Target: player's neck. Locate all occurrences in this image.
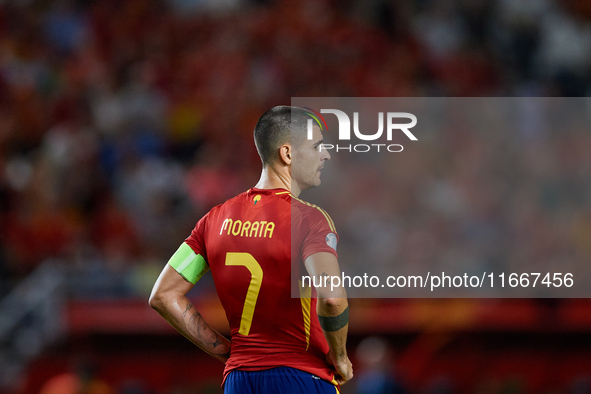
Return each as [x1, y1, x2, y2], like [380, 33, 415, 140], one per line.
[254, 166, 300, 197]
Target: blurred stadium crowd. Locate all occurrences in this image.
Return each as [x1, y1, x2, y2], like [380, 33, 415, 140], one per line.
[2, 0, 591, 299]
[310, 97, 591, 297]
[1, 0, 591, 393]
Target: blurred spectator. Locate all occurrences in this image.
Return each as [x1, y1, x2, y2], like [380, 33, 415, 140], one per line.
[354, 336, 407, 394]
[38, 361, 114, 394]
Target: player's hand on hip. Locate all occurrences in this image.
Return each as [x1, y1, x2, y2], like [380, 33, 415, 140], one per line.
[329, 354, 353, 385]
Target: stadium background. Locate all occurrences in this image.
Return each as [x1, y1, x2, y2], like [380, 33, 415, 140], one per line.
[1, 0, 591, 393]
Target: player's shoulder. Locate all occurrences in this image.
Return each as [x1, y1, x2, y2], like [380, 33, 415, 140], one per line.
[291, 195, 337, 232]
[290, 195, 329, 217]
[207, 189, 251, 215]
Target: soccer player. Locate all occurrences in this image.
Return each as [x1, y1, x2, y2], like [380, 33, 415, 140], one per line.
[149, 106, 353, 393]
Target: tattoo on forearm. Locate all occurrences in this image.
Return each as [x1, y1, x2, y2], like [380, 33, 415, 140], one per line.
[187, 310, 230, 359]
[189, 310, 200, 325]
[182, 303, 194, 318]
[190, 311, 215, 343]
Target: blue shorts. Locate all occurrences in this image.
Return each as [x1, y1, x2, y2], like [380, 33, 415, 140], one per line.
[224, 367, 339, 394]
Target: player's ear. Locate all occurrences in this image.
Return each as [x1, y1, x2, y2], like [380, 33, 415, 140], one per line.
[279, 144, 292, 165]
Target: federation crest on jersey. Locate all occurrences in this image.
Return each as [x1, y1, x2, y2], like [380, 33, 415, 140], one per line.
[325, 233, 337, 251]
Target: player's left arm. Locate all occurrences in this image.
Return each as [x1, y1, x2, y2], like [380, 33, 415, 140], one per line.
[305, 252, 353, 385]
[149, 246, 231, 363]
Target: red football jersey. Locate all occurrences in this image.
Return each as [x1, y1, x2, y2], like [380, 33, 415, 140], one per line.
[184, 187, 339, 384]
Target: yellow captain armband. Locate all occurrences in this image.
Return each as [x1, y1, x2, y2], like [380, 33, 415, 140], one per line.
[168, 243, 209, 284]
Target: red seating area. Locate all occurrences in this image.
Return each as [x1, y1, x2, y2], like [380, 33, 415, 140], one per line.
[18, 299, 591, 394]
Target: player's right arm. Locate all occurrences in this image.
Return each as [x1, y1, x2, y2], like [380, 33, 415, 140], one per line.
[305, 252, 353, 385]
[149, 243, 231, 363]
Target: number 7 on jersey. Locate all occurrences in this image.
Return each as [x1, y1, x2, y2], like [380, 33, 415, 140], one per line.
[225, 253, 263, 336]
